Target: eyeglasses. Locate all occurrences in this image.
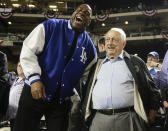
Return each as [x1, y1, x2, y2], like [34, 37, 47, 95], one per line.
[105, 37, 121, 43]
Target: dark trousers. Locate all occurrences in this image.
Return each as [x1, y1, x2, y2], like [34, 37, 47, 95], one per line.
[10, 118, 15, 131]
[13, 85, 70, 131]
[165, 108, 168, 128]
[68, 94, 83, 131]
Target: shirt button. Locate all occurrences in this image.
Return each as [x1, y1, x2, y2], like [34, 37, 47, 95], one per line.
[68, 43, 71, 46]
[77, 46, 79, 49]
[64, 70, 66, 73]
[62, 84, 64, 86]
[72, 58, 74, 61]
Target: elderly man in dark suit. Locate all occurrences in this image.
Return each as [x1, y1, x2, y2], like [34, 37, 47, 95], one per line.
[81, 28, 161, 131]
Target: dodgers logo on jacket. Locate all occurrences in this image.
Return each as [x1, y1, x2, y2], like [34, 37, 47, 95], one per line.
[80, 47, 87, 64]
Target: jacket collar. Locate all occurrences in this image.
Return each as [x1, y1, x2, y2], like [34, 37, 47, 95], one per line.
[123, 51, 139, 84]
[68, 20, 72, 30]
[102, 50, 126, 64]
[123, 50, 131, 59]
[68, 19, 86, 32]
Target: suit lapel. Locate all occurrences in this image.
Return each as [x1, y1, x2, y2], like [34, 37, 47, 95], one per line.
[84, 59, 103, 120]
[123, 52, 138, 84]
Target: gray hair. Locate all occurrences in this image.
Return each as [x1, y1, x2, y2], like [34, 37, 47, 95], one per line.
[110, 28, 126, 43]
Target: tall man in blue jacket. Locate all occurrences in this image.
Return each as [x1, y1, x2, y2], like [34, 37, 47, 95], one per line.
[14, 4, 97, 131]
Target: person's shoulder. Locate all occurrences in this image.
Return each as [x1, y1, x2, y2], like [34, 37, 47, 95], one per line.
[84, 31, 91, 36]
[130, 54, 142, 60]
[83, 32, 93, 43]
[42, 19, 67, 25]
[130, 54, 145, 64]
[124, 51, 144, 63]
[0, 51, 6, 57]
[0, 50, 4, 55]
[48, 18, 67, 23]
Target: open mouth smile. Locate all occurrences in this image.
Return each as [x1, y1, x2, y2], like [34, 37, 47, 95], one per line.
[108, 46, 115, 49]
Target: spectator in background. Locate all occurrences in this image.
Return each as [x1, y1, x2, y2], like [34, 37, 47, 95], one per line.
[153, 52, 167, 90]
[0, 50, 11, 118]
[7, 62, 25, 131]
[97, 37, 106, 58]
[153, 50, 168, 128]
[146, 51, 162, 77]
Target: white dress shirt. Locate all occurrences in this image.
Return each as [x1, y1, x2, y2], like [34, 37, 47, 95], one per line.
[92, 51, 134, 109]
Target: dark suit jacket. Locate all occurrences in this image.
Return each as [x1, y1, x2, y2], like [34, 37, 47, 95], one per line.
[81, 51, 161, 121]
[0, 51, 11, 117]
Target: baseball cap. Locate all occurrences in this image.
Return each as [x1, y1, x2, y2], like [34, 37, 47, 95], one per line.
[147, 51, 159, 59]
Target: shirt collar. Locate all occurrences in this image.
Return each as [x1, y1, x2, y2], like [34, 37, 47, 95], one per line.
[102, 50, 124, 64]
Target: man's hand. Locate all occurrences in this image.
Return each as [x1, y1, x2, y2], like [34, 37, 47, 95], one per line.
[148, 109, 157, 124]
[31, 81, 45, 100]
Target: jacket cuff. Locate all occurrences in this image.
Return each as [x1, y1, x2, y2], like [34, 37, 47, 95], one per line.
[28, 73, 41, 85]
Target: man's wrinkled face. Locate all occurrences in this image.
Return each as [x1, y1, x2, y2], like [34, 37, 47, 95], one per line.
[71, 4, 92, 32]
[105, 30, 126, 59]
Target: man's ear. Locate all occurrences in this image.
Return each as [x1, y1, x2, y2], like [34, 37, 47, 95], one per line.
[123, 41, 126, 47]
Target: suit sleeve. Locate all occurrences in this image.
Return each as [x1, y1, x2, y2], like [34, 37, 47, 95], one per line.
[142, 60, 161, 110]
